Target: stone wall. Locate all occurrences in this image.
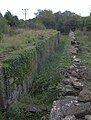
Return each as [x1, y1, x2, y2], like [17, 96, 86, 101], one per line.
[0, 32, 61, 110]
[49, 31, 91, 120]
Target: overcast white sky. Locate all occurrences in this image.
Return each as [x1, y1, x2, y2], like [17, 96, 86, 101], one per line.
[0, 0, 91, 20]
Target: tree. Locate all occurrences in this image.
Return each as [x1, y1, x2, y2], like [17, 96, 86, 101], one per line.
[54, 10, 81, 33]
[54, 11, 62, 29]
[35, 9, 56, 29]
[0, 17, 9, 33]
[0, 15, 10, 40]
[4, 11, 19, 27]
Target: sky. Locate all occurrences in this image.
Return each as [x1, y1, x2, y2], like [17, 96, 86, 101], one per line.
[0, 0, 91, 20]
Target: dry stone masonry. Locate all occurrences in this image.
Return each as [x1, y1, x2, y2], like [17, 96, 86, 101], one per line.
[0, 32, 61, 111]
[49, 31, 91, 120]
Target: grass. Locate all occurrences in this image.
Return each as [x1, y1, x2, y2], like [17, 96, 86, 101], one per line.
[75, 30, 91, 68]
[3, 30, 91, 120]
[20, 35, 71, 105]
[5, 34, 71, 120]
[0, 29, 57, 56]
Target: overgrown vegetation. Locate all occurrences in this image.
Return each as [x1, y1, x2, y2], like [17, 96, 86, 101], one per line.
[0, 10, 91, 37]
[1, 30, 58, 89]
[0, 29, 57, 55]
[3, 47, 36, 84]
[1, 30, 90, 120]
[76, 30, 91, 68]
[3, 35, 71, 120]
[0, 7, 91, 120]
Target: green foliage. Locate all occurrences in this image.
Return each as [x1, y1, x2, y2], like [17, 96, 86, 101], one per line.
[1, 9, 91, 35]
[54, 11, 81, 33]
[1, 9, 91, 34]
[17, 35, 70, 119]
[0, 17, 10, 34]
[20, 34, 70, 105]
[33, 9, 91, 33]
[4, 10, 19, 27]
[2, 30, 58, 85]
[0, 33, 3, 41]
[18, 19, 25, 28]
[36, 34, 58, 70]
[26, 20, 46, 30]
[35, 9, 56, 29]
[0, 16, 10, 42]
[34, 9, 82, 33]
[84, 16, 91, 31]
[1, 34, 70, 120]
[0, 112, 5, 120]
[5, 107, 48, 120]
[76, 30, 91, 67]
[0, 29, 57, 55]
[3, 47, 36, 83]
[35, 22, 46, 30]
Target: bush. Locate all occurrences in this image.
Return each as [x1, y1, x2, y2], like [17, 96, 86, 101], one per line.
[0, 32, 3, 41]
[0, 112, 5, 120]
[0, 17, 10, 34]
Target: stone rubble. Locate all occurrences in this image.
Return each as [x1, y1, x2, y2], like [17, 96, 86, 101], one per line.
[85, 115, 91, 120]
[63, 115, 76, 120]
[49, 31, 91, 120]
[78, 89, 91, 102]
